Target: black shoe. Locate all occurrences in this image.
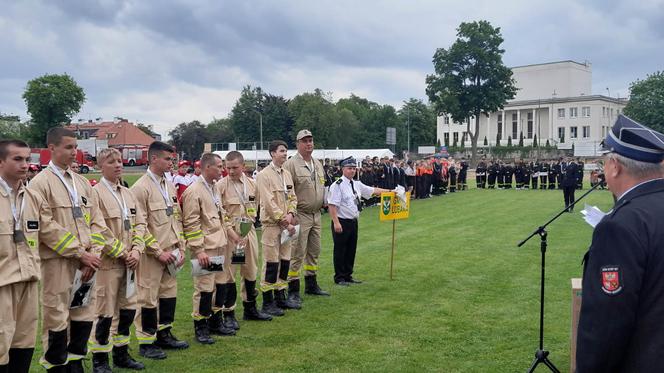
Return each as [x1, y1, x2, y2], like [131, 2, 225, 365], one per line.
[194, 320, 215, 344]
[304, 275, 330, 296]
[46, 366, 67, 373]
[208, 312, 237, 336]
[139, 344, 167, 360]
[112, 345, 145, 370]
[287, 279, 303, 308]
[348, 278, 363, 284]
[223, 311, 240, 331]
[242, 301, 272, 321]
[66, 360, 85, 373]
[335, 281, 350, 286]
[261, 291, 285, 317]
[93, 353, 113, 373]
[155, 329, 190, 350]
[276, 289, 301, 310]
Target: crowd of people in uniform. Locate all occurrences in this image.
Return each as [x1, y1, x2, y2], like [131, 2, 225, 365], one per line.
[0, 127, 391, 373]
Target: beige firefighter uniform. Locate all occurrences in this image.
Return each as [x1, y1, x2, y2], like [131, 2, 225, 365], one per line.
[130, 170, 186, 345]
[28, 164, 114, 369]
[216, 175, 259, 304]
[181, 178, 233, 319]
[283, 153, 325, 279]
[88, 178, 146, 354]
[256, 163, 297, 293]
[0, 180, 41, 370]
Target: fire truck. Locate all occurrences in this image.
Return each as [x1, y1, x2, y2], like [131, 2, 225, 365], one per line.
[30, 148, 95, 174]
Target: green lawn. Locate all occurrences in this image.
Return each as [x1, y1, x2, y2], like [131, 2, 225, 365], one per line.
[30, 181, 613, 372]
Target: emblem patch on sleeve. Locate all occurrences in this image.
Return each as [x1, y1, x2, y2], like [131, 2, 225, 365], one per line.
[172, 196, 178, 203]
[601, 266, 622, 295]
[130, 208, 137, 215]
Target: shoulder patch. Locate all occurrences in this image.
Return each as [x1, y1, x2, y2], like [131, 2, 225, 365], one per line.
[335, 179, 343, 185]
[601, 266, 623, 295]
[248, 195, 256, 202]
[130, 208, 137, 215]
[27, 220, 39, 230]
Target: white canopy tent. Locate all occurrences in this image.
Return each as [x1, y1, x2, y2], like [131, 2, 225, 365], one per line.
[213, 148, 395, 163]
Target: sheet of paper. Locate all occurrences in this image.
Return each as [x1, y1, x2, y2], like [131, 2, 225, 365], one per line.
[166, 248, 184, 276]
[69, 269, 96, 309]
[126, 269, 136, 298]
[581, 203, 608, 228]
[191, 255, 225, 276]
[281, 224, 301, 244]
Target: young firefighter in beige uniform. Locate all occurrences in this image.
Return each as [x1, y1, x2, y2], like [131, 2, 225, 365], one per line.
[0, 140, 42, 373]
[256, 140, 299, 316]
[130, 141, 188, 360]
[182, 153, 241, 344]
[216, 151, 272, 324]
[28, 128, 110, 373]
[89, 148, 146, 371]
[283, 130, 330, 308]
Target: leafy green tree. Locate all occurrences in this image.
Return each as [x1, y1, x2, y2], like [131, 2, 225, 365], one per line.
[206, 118, 235, 144]
[545, 139, 550, 147]
[533, 134, 538, 147]
[460, 133, 466, 148]
[483, 136, 488, 146]
[518, 131, 524, 147]
[168, 120, 209, 161]
[136, 122, 157, 138]
[399, 99, 436, 152]
[0, 114, 29, 139]
[495, 132, 501, 147]
[289, 89, 340, 148]
[426, 20, 517, 165]
[229, 85, 266, 149]
[262, 94, 295, 146]
[623, 71, 664, 132]
[22, 73, 86, 146]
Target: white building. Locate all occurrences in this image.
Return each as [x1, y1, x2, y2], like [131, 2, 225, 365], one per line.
[436, 60, 627, 155]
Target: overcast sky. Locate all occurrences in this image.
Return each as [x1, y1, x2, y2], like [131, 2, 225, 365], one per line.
[1, 0, 662, 137]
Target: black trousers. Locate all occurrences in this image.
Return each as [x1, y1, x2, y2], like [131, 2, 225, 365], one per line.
[563, 186, 576, 211]
[332, 218, 358, 283]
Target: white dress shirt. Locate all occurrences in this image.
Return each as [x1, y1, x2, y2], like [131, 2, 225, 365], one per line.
[327, 175, 374, 219]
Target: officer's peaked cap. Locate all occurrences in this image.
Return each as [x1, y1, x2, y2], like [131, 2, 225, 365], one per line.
[601, 114, 664, 163]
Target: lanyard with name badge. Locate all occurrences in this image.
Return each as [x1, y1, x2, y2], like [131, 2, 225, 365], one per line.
[0, 177, 26, 243]
[272, 163, 288, 200]
[49, 161, 83, 219]
[231, 175, 256, 218]
[101, 177, 131, 231]
[201, 179, 222, 217]
[147, 169, 174, 216]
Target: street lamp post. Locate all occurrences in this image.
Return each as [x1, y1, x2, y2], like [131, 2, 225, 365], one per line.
[407, 105, 411, 154]
[259, 112, 263, 150]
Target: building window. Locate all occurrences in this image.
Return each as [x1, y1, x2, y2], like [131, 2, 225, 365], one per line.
[570, 107, 578, 118]
[558, 108, 565, 118]
[444, 133, 449, 145]
[453, 132, 459, 144]
[582, 106, 591, 117]
[611, 108, 614, 117]
[512, 113, 518, 139]
[583, 126, 590, 138]
[444, 116, 450, 125]
[527, 112, 533, 139]
[570, 126, 578, 139]
[497, 123, 503, 141]
[558, 127, 565, 142]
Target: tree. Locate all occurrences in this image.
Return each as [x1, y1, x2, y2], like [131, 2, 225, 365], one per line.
[22, 73, 86, 146]
[545, 139, 550, 147]
[206, 118, 235, 144]
[623, 71, 664, 132]
[495, 132, 501, 147]
[518, 131, 524, 147]
[460, 133, 466, 148]
[507, 136, 512, 147]
[483, 136, 488, 146]
[0, 114, 29, 139]
[399, 99, 436, 151]
[136, 122, 157, 138]
[436, 138, 442, 148]
[289, 89, 339, 148]
[426, 20, 517, 166]
[262, 94, 295, 146]
[452, 137, 458, 148]
[533, 134, 538, 147]
[168, 120, 209, 161]
[229, 85, 266, 149]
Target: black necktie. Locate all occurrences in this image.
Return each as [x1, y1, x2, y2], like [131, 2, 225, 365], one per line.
[350, 180, 362, 211]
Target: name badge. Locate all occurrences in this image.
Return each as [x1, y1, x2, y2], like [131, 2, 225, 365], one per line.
[73, 206, 84, 219]
[166, 206, 174, 216]
[13, 230, 26, 244]
[123, 219, 131, 231]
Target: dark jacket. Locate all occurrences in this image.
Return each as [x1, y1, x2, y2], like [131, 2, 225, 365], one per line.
[562, 162, 579, 187]
[577, 179, 664, 373]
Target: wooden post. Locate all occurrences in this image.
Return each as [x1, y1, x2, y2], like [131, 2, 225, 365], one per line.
[390, 220, 396, 280]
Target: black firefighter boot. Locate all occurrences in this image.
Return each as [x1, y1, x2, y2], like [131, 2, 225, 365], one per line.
[261, 290, 285, 317]
[242, 280, 272, 321]
[276, 288, 300, 310]
[155, 298, 189, 350]
[92, 353, 113, 373]
[8, 348, 34, 373]
[112, 345, 145, 370]
[287, 279, 303, 308]
[208, 311, 236, 336]
[304, 275, 330, 296]
[193, 319, 215, 344]
[222, 283, 240, 331]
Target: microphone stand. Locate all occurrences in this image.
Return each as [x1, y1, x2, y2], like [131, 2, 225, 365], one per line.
[518, 183, 601, 372]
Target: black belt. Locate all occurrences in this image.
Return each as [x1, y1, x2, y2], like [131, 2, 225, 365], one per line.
[338, 218, 357, 222]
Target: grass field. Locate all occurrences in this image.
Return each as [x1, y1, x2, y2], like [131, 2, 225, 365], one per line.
[31, 178, 614, 372]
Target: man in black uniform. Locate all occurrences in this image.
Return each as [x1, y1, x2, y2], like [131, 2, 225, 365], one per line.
[496, 161, 505, 189]
[503, 162, 513, 189]
[539, 160, 549, 189]
[487, 161, 497, 189]
[530, 160, 539, 190]
[561, 157, 578, 212]
[577, 115, 664, 372]
[576, 158, 584, 189]
[458, 159, 468, 190]
[475, 158, 487, 189]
